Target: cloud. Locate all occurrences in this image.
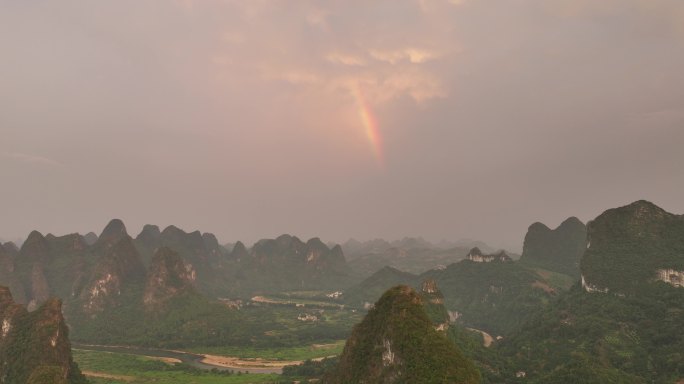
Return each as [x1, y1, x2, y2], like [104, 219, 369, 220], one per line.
[326, 52, 367, 67]
[368, 48, 440, 65]
[205, 1, 457, 107]
[2, 0, 684, 249]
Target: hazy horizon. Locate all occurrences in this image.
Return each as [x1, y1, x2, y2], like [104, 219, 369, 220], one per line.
[3, 1, 683, 252]
[2, 194, 680, 255]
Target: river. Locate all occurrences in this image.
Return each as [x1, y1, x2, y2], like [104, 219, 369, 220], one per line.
[73, 344, 284, 374]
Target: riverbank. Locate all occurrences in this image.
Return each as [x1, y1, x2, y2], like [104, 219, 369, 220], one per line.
[73, 343, 300, 374]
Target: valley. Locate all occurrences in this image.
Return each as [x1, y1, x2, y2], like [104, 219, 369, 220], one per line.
[2, 200, 684, 383]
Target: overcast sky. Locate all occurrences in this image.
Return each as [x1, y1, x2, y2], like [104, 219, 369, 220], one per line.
[2, 0, 683, 251]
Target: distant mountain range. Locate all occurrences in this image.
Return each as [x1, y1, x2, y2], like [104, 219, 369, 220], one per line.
[3, 199, 683, 383]
[341, 237, 515, 277]
[0, 214, 582, 350]
[0, 219, 355, 309]
[342, 252, 571, 336]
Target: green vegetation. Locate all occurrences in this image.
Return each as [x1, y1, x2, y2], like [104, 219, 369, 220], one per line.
[7, 201, 684, 383]
[0, 288, 87, 384]
[423, 260, 563, 335]
[447, 325, 512, 383]
[220, 235, 354, 298]
[494, 284, 684, 383]
[344, 257, 574, 337]
[27, 366, 69, 384]
[420, 279, 450, 326]
[282, 357, 339, 380]
[253, 294, 343, 308]
[581, 200, 684, 293]
[325, 285, 481, 383]
[530, 267, 576, 291]
[73, 350, 281, 384]
[69, 292, 360, 350]
[343, 266, 418, 307]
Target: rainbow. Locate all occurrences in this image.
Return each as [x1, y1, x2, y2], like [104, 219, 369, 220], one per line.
[352, 85, 384, 167]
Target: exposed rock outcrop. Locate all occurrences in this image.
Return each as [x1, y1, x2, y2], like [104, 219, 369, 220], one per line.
[420, 279, 450, 330]
[79, 236, 146, 315]
[466, 247, 512, 263]
[655, 269, 684, 288]
[143, 247, 197, 309]
[27, 263, 50, 311]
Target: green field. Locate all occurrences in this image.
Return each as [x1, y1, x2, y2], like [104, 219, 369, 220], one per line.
[253, 295, 343, 308]
[187, 340, 346, 361]
[73, 350, 281, 384]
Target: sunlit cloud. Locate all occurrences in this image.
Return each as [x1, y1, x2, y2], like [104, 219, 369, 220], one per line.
[208, 1, 455, 109]
[368, 48, 440, 64]
[326, 52, 367, 67]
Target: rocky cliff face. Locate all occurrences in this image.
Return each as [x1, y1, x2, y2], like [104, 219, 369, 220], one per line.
[520, 217, 587, 276]
[143, 247, 197, 309]
[420, 279, 450, 330]
[580, 200, 684, 294]
[324, 285, 480, 384]
[78, 236, 146, 315]
[27, 263, 50, 311]
[655, 268, 684, 287]
[466, 247, 512, 263]
[0, 286, 86, 384]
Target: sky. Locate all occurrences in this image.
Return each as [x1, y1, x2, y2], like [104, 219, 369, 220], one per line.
[2, 0, 684, 251]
